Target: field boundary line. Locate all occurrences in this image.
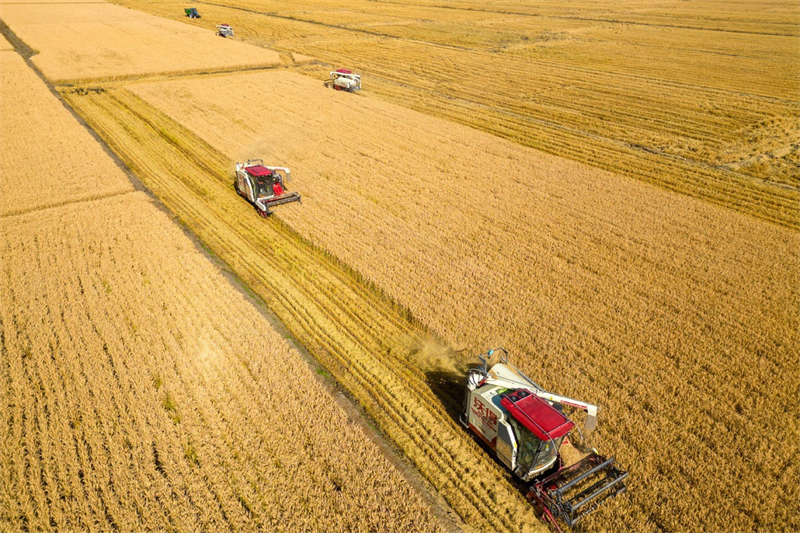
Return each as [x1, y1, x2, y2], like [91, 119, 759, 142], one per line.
[1, 190, 138, 219]
[363, 0, 800, 37]
[52, 63, 286, 87]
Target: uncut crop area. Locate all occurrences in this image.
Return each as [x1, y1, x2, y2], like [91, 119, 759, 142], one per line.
[126, 69, 799, 532]
[0, 52, 133, 216]
[117, 0, 800, 228]
[4, 1, 797, 532]
[0, 0, 280, 83]
[0, 45, 442, 532]
[1, 196, 442, 532]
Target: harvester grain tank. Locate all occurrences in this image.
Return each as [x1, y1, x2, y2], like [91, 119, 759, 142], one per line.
[184, 7, 200, 18]
[462, 348, 628, 532]
[235, 159, 300, 217]
[324, 69, 361, 92]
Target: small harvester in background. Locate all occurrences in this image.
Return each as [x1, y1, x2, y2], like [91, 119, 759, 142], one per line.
[324, 69, 361, 92]
[216, 24, 234, 37]
[184, 7, 200, 18]
[235, 159, 301, 217]
[463, 348, 628, 532]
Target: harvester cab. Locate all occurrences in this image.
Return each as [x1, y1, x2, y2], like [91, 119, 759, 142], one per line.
[184, 7, 200, 18]
[216, 24, 234, 37]
[462, 348, 628, 532]
[235, 159, 301, 217]
[324, 69, 361, 92]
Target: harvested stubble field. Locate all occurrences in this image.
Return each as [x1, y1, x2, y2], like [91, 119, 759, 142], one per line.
[0, 46, 443, 532]
[97, 69, 797, 532]
[0, 51, 133, 216]
[0, 0, 280, 84]
[115, 0, 800, 228]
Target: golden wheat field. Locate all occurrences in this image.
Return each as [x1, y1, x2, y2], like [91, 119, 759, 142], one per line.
[0, 194, 443, 532]
[117, 69, 799, 532]
[116, 0, 800, 229]
[0, 44, 443, 532]
[0, 52, 133, 216]
[61, 85, 548, 533]
[3, 0, 799, 532]
[0, 1, 280, 83]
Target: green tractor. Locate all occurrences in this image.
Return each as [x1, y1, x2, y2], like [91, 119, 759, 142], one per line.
[184, 7, 200, 18]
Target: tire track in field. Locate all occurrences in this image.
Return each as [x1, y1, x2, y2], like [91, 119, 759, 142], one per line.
[62, 86, 547, 533]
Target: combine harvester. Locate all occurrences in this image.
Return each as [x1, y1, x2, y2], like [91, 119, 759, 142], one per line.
[324, 69, 361, 92]
[462, 348, 628, 532]
[216, 24, 234, 37]
[235, 159, 300, 217]
[184, 7, 200, 18]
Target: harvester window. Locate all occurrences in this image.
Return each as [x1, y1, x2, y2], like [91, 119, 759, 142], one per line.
[256, 175, 276, 197]
[509, 417, 563, 476]
[510, 417, 542, 471]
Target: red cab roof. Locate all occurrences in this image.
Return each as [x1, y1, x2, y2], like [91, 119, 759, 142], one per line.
[501, 390, 575, 441]
[336, 68, 352, 74]
[245, 165, 272, 177]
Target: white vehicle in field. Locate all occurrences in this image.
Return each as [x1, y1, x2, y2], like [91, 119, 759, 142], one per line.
[235, 159, 300, 217]
[324, 69, 361, 92]
[463, 348, 628, 531]
[216, 24, 234, 37]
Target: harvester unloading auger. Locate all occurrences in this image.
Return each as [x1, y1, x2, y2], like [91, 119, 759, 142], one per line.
[462, 348, 628, 532]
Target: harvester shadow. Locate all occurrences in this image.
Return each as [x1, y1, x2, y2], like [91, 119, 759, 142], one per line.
[423, 364, 533, 485]
[423, 366, 469, 423]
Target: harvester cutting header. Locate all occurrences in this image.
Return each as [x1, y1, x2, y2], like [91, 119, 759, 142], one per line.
[462, 348, 628, 531]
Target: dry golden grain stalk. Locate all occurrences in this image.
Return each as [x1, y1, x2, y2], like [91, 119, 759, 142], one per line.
[62, 85, 547, 533]
[114, 0, 800, 228]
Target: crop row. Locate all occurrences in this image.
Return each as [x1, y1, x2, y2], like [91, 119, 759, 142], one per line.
[0, 46, 441, 532]
[62, 86, 549, 533]
[121, 69, 799, 532]
[116, 0, 799, 227]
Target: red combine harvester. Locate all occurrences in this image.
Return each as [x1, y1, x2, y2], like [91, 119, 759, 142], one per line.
[462, 348, 628, 532]
[324, 68, 361, 92]
[235, 159, 300, 217]
[216, 23, 233, 37]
